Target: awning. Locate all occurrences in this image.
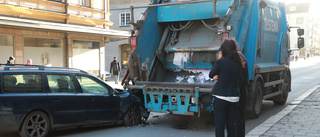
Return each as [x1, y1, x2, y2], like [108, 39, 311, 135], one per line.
[0, 16, 130, 38]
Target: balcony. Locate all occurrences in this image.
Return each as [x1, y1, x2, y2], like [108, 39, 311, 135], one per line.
[0, 0, 112, 27]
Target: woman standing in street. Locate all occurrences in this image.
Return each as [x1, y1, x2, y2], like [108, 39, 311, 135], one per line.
[209, 39, 245, 137]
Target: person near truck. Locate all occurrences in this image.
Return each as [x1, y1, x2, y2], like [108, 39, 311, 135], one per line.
[236, 51, 248, 137]
[209, 39, 245, 137]
[110, 57, 121, 84]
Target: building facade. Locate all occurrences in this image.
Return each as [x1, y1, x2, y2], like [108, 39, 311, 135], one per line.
[0, 0, 130, 79]
[107, 0, 150, 76]
[286, 2, 320, 58]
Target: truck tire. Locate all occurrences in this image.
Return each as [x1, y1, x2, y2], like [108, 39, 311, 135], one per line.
[246, 81, 263, 119]
[273, 72, 290, 105]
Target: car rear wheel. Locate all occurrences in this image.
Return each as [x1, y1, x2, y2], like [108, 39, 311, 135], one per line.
[123, 105, 141, 126]
[19, 111, 50, 137]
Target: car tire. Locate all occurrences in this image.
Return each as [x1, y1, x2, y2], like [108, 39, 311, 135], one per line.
[19, 111, 50, 137]
[123, 105, 141, 126]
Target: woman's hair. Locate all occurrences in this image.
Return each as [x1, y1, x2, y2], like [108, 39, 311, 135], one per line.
[219, 39, 245, 68]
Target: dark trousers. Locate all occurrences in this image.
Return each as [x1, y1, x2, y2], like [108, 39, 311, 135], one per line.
[236, 86, 247, 137]
[213, 97, 238, 137]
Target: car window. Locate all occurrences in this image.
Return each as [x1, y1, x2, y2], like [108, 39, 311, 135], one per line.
[3, 74, 43, 93]
[76, 75, 109, 94]
[47, 75, 76, 93]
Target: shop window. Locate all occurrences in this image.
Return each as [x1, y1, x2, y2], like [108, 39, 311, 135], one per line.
[119, 12, 131, 26]
[0, 35, 13, 64]
[121, 44, 132, 69]
[72, 40, 100, 77]
[24, 37, 64, 67]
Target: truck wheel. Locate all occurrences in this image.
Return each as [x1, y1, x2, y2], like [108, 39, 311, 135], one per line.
[247, 81, 263, 119]
[123, 105, 141, 126]
[273, 72, 290, 105]
[19, 111, 50, 137]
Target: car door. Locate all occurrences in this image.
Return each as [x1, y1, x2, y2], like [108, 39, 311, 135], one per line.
[46, 74, 86, 125]
[75, 75, 121, 123]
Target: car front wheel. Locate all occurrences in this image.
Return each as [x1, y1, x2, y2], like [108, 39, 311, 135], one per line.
[19, 111, 50, 137]
[123, 105, 141, 126]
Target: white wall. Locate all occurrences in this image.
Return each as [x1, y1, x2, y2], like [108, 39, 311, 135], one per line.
[0, 46, 13, 64]
[73, 48, 100, 76]
[93, 0, 104, 10]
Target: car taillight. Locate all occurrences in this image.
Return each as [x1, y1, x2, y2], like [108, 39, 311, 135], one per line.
[131, 36, 137, 51]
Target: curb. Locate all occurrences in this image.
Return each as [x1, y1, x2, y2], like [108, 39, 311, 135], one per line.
[245, 85, 320, 137]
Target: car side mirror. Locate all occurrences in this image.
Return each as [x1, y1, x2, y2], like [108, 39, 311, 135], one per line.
[297, 37, 304, 49]
[113, 89, 118, 95]
[297, 29, 304, 36]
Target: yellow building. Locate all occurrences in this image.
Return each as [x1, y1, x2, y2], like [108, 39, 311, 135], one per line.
[0, 0, 130, 79]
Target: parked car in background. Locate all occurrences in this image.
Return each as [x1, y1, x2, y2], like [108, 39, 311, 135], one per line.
[0, 65, 143, 137]
[105, 70, 111, 80]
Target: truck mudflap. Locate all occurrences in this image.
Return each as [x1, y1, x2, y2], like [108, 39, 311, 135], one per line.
[128, 81, 214, 116]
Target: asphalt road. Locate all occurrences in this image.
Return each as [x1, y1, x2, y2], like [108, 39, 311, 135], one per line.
[3, 57, 320, 137]
[52, 56, 320, 137]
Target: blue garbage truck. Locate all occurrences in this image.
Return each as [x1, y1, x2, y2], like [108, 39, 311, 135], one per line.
[124, 0, 304, 119]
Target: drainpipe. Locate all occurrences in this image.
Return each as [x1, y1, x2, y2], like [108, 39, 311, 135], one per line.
[65, 0, 69, 24]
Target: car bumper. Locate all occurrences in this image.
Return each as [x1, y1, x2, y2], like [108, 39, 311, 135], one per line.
[105, 75, 111, 80]
[0, 113, 23, 133]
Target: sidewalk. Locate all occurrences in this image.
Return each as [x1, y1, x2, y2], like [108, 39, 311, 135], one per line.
[105, 76, 124, 90]
[246, 85, 320, 137]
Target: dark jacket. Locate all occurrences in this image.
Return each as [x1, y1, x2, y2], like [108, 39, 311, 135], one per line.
[209, 57, 242, 97]
[110, 60, 120, 75]
[6, 60, 13, 66]
[236, 51, 248, 137]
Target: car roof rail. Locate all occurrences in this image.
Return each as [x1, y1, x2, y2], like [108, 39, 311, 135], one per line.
[43, 67, 88, 73]
[0, 64, 88, 73]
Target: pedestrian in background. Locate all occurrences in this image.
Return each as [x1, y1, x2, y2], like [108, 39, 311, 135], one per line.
[209, 39, 245, 137]
[110, 57, 121, 84]
[6, 56, 15, 66]
[26, 59, 32, 65]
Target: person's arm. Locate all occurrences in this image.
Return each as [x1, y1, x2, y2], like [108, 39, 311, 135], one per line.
[117, 62, 120, 71]
[209, 59, 221, 78]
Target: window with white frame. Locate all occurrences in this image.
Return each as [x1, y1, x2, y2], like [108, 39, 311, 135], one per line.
[119, 12, 131, 26]
[81, 0, 90, 7]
